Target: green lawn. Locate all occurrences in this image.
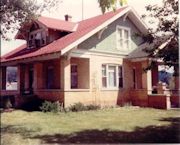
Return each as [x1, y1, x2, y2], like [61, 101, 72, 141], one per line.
[1, 107, 180, 144]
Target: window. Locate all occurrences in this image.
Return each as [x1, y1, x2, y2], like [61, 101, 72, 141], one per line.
[71, 64, 78, 89]
[117, 26, 131, 51]
[118, 66, 123, 88]
[102, 64, 123, 89]
[133, 68, 136, 89]
[102, 65, 107, 87]
[5, 67, 18, 90]
[28, 30, 47, 49]
[46, 66, 54, 89]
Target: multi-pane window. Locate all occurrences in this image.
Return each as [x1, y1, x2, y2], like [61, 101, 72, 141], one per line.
[71, 64, 78, 89]
[117, 26, 131, 51]
[102, 64, 123, 88]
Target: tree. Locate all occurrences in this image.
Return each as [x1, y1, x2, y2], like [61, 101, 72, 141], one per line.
[141, 0, 178, 75]
[0, 0, 60, 40]
[98, 0, 127, 13]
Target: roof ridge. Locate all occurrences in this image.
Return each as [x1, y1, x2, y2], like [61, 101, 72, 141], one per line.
[39, 16, 77, 24]
[77, 6, 129, 23]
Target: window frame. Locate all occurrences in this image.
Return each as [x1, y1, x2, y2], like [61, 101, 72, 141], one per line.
[101, 64, 123, 89]
[116, 25, 131, 51]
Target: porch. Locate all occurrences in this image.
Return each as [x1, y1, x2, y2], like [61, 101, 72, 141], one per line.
[128, 60, 179, 109]
[0, 56, 90, 108]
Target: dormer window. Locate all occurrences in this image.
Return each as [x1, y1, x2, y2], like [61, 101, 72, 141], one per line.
[28, 30, 47, 49]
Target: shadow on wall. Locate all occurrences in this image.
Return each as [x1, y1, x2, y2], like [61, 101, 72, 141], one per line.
[27, 117, 180, 144]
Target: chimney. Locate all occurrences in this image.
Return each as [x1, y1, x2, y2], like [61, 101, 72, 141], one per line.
[65, 14, 72, 21]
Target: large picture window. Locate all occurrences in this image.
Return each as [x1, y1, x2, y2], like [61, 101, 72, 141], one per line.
[102, 64, 123, 89]
[116, 26, 131, 51]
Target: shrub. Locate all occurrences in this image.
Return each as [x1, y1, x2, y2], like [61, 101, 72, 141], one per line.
[40, 101, 63, 113]
[86, 104, 100, 111]
[68, 102, 100, 112]
[68, 102, 87, 112]
[4, 97, 12, 109]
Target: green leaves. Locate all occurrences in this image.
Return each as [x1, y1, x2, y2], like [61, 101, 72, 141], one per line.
[98, 0, 128, 13]
[143, 0, 178, 70]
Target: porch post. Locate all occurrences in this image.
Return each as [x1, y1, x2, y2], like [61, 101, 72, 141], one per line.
[147, 69, 152, 94]
[60, 57, 71, 90]
[1, 67, 6, 90]
[24, 65, 29, 90]
[17, 65, 25, 94]
[34, 62, 43, 91]
[152, 64, 158, 86]
[142, 60, 152, 94]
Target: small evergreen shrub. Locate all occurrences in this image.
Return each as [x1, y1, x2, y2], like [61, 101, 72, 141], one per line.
[40, 101, 63, 113]
[68, 102, 100, 112]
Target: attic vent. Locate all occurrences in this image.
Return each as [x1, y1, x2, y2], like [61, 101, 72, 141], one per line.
[65, 14, 72, 21]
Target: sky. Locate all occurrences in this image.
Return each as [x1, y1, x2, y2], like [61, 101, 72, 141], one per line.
[1, 0, 163, 56]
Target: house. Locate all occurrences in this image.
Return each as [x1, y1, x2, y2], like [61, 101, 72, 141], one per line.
[0, 6, 179, 109]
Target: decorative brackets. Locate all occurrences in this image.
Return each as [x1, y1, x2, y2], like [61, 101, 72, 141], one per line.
[97, 27, 108, 39]
[123, 12, 129, 21]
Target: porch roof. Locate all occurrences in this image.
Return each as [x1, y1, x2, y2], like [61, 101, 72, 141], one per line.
[126, 43, 149, 59]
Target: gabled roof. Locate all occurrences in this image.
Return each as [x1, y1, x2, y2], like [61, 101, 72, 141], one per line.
[15, 16, 78, 39]
[1, 6, 148, 63]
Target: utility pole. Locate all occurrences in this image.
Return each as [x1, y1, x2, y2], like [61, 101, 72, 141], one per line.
[82, 0, 84, 20]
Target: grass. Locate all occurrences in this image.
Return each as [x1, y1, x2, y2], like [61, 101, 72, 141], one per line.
[1, 107, 180, 144]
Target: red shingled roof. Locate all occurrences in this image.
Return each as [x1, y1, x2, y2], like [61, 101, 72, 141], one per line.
[38, 16, 77, 32]
[1, 7, 128, 63]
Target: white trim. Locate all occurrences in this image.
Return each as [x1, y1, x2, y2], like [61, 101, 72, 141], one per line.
[128, 7, 148, 34]
[101, 64, 123, 89]
[123, 12, 129, 21]
[72, 23, 79, 31]
[70, 49, 128, 59]
[61, 7, 131, 55]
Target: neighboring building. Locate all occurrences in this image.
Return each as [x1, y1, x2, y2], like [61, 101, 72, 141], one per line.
[0, 6, 179, 109]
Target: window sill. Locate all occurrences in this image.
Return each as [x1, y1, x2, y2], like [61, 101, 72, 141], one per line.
[101, 88, 123, 91]
[65, 89, 90, 92]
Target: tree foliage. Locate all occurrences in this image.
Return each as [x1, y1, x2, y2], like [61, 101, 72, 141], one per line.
[98, 0, 127, 13]
[0, 0, 59, 40]
[142, 0, 178, 69]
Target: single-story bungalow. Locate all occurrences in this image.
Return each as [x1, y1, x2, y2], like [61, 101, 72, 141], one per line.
[0, 6, 179, 109]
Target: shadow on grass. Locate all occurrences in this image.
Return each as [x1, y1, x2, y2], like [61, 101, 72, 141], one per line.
[1, 124, 41, 138]
[30, 117, 180, 144]
[1, 117, 180, 144]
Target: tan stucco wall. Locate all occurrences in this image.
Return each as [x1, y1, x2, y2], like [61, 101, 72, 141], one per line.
[71, 58, 90, 89]
[62, 54, 133, 107]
